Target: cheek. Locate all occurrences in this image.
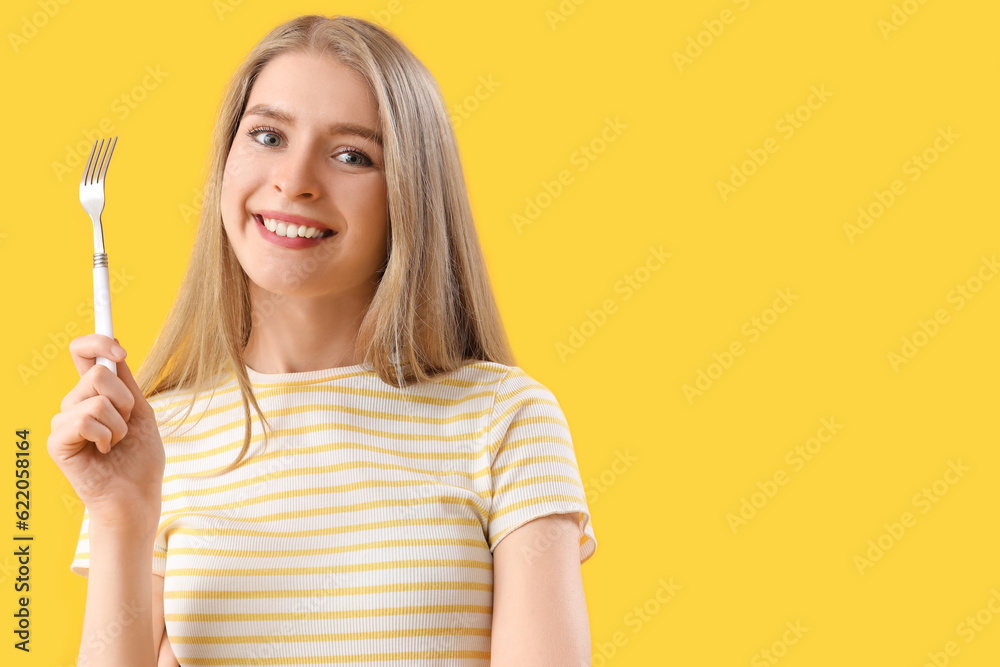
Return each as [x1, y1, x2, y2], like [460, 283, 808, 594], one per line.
[354, 176, 388, 225]
[222, 146, 241, 182]
[359, 183, 389, 247]
[222, 146, 264, 193]
[220, 154, 239, 210]
[221, 159, 251, 233]
[336, 174, 387, 227]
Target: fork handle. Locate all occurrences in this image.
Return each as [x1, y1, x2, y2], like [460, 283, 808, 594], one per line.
[93, 253, 117, 376]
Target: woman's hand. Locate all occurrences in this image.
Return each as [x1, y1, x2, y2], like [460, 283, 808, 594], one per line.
[47, 334, 165, 531]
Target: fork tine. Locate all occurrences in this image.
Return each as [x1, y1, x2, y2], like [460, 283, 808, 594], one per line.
[93, 138, 105, 185]
[90, 138, 106, 186]
[82, 139, 99, 187]
[97, 136, 117, 183]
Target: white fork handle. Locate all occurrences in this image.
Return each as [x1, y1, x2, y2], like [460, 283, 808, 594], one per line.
[93, 263, 117, 375]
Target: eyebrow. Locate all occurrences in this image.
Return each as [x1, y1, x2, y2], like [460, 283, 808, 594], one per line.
[243, 104, 382, 147]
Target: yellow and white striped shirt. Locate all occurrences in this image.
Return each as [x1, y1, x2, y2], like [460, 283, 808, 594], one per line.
[71, 360, 597, 665]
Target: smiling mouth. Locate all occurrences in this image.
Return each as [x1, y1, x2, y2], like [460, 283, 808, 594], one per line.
[255, 214, 336, 239]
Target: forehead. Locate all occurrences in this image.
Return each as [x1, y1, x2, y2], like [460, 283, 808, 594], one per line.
[246, 51, 379, 126]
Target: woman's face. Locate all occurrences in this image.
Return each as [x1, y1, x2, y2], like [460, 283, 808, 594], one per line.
[221, 50, 388, 301]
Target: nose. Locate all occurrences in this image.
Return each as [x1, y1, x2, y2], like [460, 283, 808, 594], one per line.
[272, 147, 321, 199]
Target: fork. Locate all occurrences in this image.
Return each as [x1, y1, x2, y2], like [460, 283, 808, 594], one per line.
[80, 137, 118, 375]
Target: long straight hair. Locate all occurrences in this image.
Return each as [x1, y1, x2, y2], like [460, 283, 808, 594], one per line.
[136, 15, 515, 478]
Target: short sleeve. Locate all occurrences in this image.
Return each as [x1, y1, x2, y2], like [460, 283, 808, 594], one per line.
[69, 507, 89, 577]
[486, 368, 597, 563]
[69, 505, 168, 578]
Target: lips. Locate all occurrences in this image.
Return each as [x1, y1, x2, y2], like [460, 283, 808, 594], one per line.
[252, 213, 337, 249]
[255, 210, 335, 233]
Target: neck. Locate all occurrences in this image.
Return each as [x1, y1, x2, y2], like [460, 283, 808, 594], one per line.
[242, 283, 375, 373]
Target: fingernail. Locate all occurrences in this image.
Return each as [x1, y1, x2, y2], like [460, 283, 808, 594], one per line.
[111, 344, 126, 358]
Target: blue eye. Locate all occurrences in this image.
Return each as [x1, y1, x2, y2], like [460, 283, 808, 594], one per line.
[247, 126, 282, 147]
[243, 126, 374, 167]
[335, 149, 373, 167]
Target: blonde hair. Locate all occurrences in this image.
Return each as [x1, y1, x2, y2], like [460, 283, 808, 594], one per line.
[136, 15, 515, 478]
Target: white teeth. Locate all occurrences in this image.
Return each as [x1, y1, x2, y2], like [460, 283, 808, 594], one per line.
[259, 216, 330, 239]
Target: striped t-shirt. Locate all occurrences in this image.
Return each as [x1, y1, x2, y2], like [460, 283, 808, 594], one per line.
[70, 360, 597, 665]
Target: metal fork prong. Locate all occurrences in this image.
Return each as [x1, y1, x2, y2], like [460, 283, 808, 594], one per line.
[91, 138, 104, 185]
[97, 136, 117, 183]
[88, 138, 105, 186]
[82, 139, 99, 187]
[93, 138, 108, 185]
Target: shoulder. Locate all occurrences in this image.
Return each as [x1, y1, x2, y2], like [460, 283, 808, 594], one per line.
[429, 361, 565, 418]
[439, 361, 559, 400]
[484, 364, 565, 424]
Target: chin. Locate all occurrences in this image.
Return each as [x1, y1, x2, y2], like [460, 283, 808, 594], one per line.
[247, 274, 330, 300]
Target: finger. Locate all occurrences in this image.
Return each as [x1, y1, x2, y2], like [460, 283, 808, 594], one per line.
[49, 409, 114, 457]
[69, 334, 127, 378]
[114, 357, 156, 425]
[115, 356, 144, 405]
[60, 363, 136, 423]
[83, 418, 114, 455]
[79, 395, 129, 453]
[48, 411, 87, 459]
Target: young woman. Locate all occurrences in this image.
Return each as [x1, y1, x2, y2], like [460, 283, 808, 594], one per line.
[49, 15, 596, 666]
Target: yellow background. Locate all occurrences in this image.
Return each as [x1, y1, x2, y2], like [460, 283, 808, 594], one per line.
[2, 0, 998, 664]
